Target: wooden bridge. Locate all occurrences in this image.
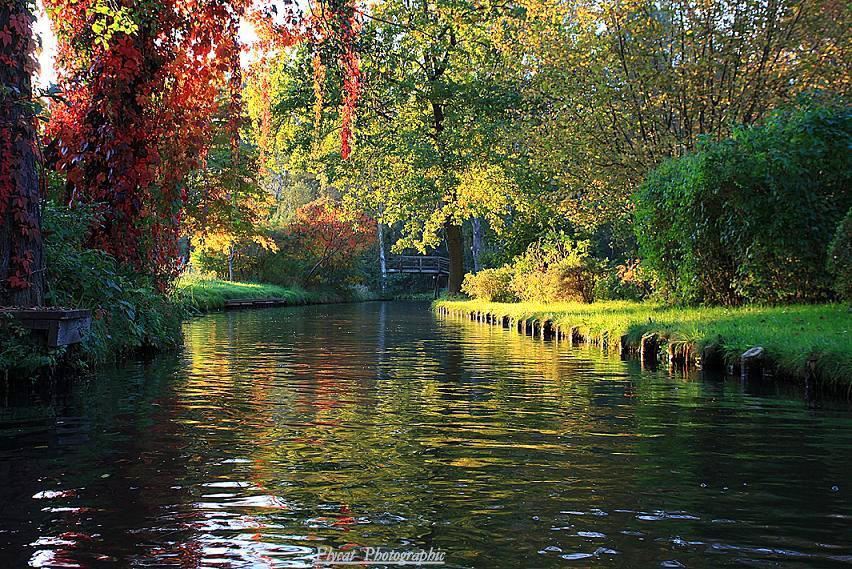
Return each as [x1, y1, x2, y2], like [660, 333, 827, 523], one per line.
[386, 255, 450, 276]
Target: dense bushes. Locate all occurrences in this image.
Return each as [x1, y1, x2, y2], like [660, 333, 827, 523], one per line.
[461, 233, 629, 303]
[1, 204, 183, 374]
[45, 204, 184, 358]
[828, 208, 852, 303]
[462, 266, 517, 302]
[511, 237, 602, 303]
[635, 104, 851, 305]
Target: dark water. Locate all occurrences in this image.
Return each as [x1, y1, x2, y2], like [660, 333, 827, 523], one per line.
[1, 302, 851, 568]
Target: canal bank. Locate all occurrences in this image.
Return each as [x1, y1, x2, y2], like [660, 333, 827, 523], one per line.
[1, 277, 365, 378]
[173, 276, 358, 312]
[435, 299, 852, 390]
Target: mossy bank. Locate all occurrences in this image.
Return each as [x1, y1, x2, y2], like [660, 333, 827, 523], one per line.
[434, 299, 852, 390]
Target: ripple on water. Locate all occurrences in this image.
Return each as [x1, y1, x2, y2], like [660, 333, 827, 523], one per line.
[0, 302, 851, 568]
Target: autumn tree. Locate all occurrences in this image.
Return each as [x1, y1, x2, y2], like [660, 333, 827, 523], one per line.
[283, 197, 375, 284]
[41, 0, 364, 287]
[0, 0, 43, 306]
[43, 0, 244, 285]
[499, 0, 851, 231]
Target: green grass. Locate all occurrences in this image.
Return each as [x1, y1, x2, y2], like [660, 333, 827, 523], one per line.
[435, 299, 852, 388]
[174, 275, 341, 312]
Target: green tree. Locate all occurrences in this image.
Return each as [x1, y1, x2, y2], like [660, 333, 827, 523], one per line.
[256, 1, 525, 292]
[499, 0, 850, 232]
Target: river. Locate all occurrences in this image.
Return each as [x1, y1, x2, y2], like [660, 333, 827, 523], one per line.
[1, 301, 850, 567]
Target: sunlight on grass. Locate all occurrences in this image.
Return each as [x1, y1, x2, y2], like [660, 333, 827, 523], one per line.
[173, 273, 336, 312]
[436, 300, 852, 387]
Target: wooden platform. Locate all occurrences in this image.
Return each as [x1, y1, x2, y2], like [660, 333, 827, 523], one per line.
[223, 298, 292, 309]
[1, 308, 92, 347]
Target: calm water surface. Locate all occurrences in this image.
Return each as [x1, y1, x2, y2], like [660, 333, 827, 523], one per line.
[1, 301, 851, 568]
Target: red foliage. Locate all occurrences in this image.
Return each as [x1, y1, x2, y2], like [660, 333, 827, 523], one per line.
[0, 1, 40, 291]
[308, 0, 362, 158]
[285, 198, 375, 278]
[44, 0, 252, 284]
[42, 0, 362, 286]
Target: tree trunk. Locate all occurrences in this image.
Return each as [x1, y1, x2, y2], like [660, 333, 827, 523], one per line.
[227, 246, 235, 282]
[445, 222, 464, 294]
[470, 217, 483, 273]
[0, 1, 44, 307]
[377, 221, 387, 291]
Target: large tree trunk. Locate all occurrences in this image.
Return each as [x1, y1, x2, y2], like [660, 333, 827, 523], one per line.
[445, 222, 464, 294]
[227, 245, 235, 282]
[0, 1, 44, 307]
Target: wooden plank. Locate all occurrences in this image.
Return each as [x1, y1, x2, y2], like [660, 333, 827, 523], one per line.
[2, 309, 90, 320]
[0, 309, 92, 347]
[223, 298, 289, 309]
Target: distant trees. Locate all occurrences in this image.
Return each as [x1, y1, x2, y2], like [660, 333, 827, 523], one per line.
[183, 102, 275, 282]
[500, 0, 850, 232]
[250, 0, 850, 300]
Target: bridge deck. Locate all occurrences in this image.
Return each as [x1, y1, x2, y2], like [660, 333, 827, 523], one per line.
[386, 255, 450, 275]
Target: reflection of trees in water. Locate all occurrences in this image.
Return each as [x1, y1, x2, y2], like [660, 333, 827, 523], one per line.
[5, 303, 848, 567]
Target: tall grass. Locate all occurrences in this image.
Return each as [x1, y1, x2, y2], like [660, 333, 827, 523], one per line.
[435, 299, 852, 388]
[173, 274, 340, 312]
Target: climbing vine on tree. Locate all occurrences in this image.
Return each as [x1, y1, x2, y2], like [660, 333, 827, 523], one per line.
[43, 0, 251, 285]
[0, 0, 44, 306]
[41, 0, 363, 287]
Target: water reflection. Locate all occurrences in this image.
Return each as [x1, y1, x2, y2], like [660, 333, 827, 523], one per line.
[0, 301, 850, 568]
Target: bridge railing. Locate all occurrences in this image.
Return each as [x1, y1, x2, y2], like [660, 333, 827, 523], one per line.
[386, 255, 450, 275]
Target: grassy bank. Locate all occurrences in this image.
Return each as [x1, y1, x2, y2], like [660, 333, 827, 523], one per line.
[1, 276, 356, 377]
[173, 275, 345, 312]
[435, 299, 852, 389]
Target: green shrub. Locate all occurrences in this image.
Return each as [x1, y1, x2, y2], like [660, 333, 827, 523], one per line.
[635, 103, 852, 305]
[43, 204, 182, 364]
[462, 266, 518, 302]
[511, 234, 602, 303]
[828, 208, 852, 303]
[593, 260, 653, 301]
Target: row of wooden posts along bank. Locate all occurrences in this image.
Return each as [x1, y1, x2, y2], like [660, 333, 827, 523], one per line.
[434, 305, 782, 384]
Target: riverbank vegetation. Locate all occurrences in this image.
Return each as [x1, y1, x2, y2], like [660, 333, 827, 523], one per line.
[436, 300, 852, 389]
[174, 273, 364, 312]
[1, 0, 850, 380]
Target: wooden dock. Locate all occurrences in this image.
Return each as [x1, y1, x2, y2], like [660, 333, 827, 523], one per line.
[1, 308, 92, 347]
[223, 298, 293, 309]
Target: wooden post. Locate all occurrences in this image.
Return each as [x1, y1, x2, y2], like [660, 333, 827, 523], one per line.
[640, 333, 659, 367]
